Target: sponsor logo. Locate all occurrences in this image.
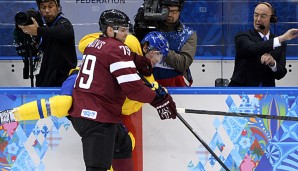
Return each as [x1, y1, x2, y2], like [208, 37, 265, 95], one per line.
[81, 109, 97, 119]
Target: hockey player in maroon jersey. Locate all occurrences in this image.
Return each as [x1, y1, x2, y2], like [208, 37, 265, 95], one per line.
[68, 9, 177, 171]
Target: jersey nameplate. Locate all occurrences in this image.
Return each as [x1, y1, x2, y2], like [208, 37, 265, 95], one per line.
[81, 109, 97, 119]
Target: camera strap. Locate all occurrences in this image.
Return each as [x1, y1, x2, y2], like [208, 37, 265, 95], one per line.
[33, 51, 43, 76]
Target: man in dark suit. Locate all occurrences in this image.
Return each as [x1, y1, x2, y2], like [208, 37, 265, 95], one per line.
[229, 2, 298, 87]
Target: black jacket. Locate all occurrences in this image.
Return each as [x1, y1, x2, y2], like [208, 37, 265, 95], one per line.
[230, 29, 287, 87]
[36, 15, 77, 87]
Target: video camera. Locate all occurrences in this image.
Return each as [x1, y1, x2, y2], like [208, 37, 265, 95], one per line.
[134, 0, 169, 41]
[143, 0, 169, 21]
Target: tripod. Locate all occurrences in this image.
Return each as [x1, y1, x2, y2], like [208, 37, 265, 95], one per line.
[22, 45, 36, 87]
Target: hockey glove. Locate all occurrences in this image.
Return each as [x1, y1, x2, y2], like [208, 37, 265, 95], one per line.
[132, 52, 152, 76]
[151, 81, 168, 97]
[150, 93, 177, 120]
[0, 109, 16, 124]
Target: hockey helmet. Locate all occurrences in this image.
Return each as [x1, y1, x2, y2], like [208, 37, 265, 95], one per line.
[141, 31, 169, 58]
[99, 9, 131, 33]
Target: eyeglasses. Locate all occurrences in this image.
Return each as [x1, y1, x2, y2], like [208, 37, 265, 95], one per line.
[254, 13, 269, 19]
[169, 9, 180, 14]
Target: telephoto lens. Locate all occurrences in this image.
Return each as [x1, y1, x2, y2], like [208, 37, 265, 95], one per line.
[15, 11, 33, 26]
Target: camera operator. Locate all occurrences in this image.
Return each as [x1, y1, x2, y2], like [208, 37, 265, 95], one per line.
[135, 0, 197, 87]
[17, 0, 77, 87]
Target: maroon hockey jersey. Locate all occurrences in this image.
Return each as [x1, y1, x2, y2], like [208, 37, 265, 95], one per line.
[69, 37, 156, 123]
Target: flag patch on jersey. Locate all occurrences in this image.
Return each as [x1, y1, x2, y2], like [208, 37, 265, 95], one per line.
[81, 109, 97, 119]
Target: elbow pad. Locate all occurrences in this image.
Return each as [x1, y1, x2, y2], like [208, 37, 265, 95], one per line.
[132, 52, 152, 76]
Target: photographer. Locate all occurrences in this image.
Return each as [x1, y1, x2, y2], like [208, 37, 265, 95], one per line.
[17, 0, 77, 87]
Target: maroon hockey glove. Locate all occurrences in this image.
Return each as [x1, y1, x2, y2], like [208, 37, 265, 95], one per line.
[132, 52, 152, 76]
[150, 94, 177, 120]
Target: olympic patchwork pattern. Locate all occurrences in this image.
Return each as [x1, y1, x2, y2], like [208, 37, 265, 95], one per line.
[188, 94, 298, 171]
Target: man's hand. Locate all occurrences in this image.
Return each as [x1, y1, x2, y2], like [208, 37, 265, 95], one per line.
[261, 53, 275, 67]
[18, 17, 39, 36]
[150, 93, 177, 120]
[149, 82, 177, 120]
[137, 73, 177, 120]
[278, 28, 298, 43]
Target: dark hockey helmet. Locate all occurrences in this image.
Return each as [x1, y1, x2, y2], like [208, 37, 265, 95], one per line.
[161, 0, 184, 10]
[99, 9, 131, 33]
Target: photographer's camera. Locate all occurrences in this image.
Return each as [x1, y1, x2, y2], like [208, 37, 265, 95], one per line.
[13, 8, 43, 81]
[15, 12, 34, 26]
[14, 9, 41, 26]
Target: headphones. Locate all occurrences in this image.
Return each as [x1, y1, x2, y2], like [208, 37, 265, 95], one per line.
[255, 1, 278, 23]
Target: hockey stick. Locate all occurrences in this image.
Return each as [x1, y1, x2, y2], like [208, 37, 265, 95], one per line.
[176, 113, 230, 171]
[177, 108, 298, 121]
[137, 73, 230, 171]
